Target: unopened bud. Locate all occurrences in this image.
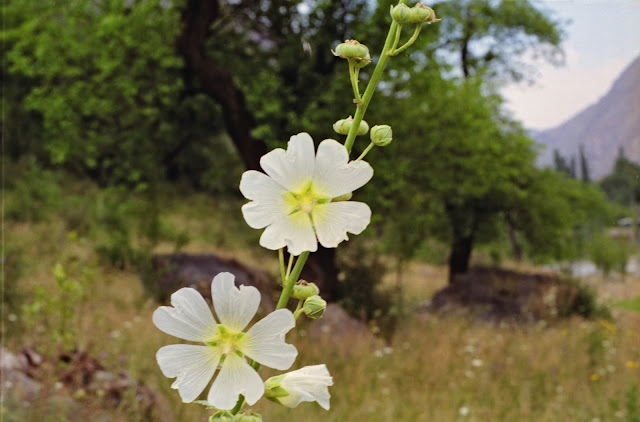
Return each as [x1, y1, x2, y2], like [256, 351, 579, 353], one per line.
[292, 280, 320, 300]
[333, 116, 369, 136]
[235, 412, 263, 422]
[411, 4, 435, 23]
[303, 295, 327, 319]
[332, 40, 371, 67]
[370, 125, 393, 147]
[209, 411, 234, 422]
[390, 3, 412, 24]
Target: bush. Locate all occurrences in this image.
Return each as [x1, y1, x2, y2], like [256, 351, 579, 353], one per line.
[589, 232, 629, 277]
[337, 244, 399, 341]
[5, 157, 61, 222]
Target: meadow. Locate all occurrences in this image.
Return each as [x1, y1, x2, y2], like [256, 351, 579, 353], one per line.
[3, 174, 640, 422]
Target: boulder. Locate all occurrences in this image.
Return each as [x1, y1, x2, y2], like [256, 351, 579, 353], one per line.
[150, 253, 276, 312]
[429, 266, 589, 322]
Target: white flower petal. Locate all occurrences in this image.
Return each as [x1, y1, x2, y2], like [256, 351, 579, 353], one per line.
[243, 309, 297, 370]
[156, 344, 221, 403]
[240, 171, 288, 229]
[312, 139, 374, 198]
[259, 211, 317, 255]
[312, 202, 372, 248]
[207, 353, 264, 410]
[211, 273, 260, 332]
[260, 133, 315, 193]
[279, 364, 333, 410]
[153, 288, 217, 342]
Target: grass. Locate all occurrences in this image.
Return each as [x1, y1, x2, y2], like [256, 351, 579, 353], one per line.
[613, 298, 640, 313]
[3, 178, 640, 421]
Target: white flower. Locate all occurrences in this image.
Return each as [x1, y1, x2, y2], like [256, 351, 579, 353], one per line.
[152, 272, 298, 410]
[265, 364, 334, 410]
[240, 132, 373, 256]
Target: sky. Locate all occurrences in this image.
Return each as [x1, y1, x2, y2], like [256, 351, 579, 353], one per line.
[501, 0, 640, 130]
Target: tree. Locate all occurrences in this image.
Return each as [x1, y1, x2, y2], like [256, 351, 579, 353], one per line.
[579, 144, 591, 183]
[601, 149, 640, 206]
[432, 0, 564, 83]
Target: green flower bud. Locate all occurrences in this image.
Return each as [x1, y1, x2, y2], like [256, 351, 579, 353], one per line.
[390, 3, 412, 24]
[333, 116, 369, 136]
[410, 4, 434, 23]
[370, 125, 393, 147]
[209, 411, 234, 422]
[234, 412, 263, 422]
[303, 295, 327, 319]
[292, 280, 320, 300]
[332, 40, 371, 67]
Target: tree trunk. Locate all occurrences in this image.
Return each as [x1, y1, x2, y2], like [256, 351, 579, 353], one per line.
[448, 233, 474, 283]
[176, 0, 339, 300]
[176, 0, 267, 171]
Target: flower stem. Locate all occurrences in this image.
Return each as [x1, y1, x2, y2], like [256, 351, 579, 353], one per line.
[343, 0, 407, 156]
[293, 299, 304, 320]
[348, 61, 362, 104]
[390, 24, 422, 56]
[285, 252, 294, 280]
[276, 251, 310, 310]
[356, 142, 375, 161]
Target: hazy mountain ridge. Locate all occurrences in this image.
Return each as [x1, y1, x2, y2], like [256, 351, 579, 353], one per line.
[533, 55, 640, 179]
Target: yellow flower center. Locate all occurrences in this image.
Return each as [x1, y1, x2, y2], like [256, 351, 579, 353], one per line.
[206, 324, 247, 356]
[283, 181, 330, 216]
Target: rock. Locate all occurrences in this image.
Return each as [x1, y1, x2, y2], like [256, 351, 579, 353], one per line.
[429, 266, 588, 322]
[150, 253, 276, 312]
[0, 347, 174, 422]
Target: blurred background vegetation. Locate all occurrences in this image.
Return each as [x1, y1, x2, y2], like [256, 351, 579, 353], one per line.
[2, 0, 640, 421]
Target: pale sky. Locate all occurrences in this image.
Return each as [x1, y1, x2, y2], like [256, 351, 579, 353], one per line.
[502, 0, 640, 130]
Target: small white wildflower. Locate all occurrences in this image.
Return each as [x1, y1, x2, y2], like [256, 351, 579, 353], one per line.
[459, 406, 470, 416]
[471, 358, 483, 367]
[153, 272, 298, 409]
[240, 133, 373, 255]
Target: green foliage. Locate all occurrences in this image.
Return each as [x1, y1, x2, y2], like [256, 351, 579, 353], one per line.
[589, 233, 629, 277]
[601, 149, 640, 206]
[3, 0, 240, 190]
[21, 233, 95, 351]
[626, 383, 640, 422]
[5, 157, 62, 221]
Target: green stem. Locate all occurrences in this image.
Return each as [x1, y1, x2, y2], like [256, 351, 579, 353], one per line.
[348, 61, 362, 104]
[356, 142, 375, 161]
[390, 24, 422, 56]
[293, 299, 304, 320]
[343, 4, 405, 155]
[276, 251, 310, 310]
[391, 24, 402, 52]
[279, 248, 286, 285]
[285, 252, 294, 279]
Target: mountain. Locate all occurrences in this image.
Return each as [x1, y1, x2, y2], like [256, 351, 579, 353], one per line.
[533, 55, 640, 179]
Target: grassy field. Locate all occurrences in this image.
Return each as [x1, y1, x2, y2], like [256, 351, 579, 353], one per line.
[3, 184, 640, 422]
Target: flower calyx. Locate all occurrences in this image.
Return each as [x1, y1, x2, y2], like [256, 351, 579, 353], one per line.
[332, 39, 371, 68]
[292, 280, 320, 300]
[333, 116, 369, 136]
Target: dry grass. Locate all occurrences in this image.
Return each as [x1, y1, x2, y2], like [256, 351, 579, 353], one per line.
[4, 210, 640, 422]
